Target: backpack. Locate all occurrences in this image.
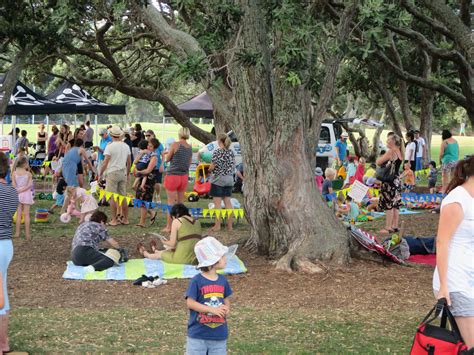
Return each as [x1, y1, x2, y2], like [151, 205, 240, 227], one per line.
[382, 236, 410, 261]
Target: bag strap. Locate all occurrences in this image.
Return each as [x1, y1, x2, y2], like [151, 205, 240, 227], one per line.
[423, 298, 464, 341]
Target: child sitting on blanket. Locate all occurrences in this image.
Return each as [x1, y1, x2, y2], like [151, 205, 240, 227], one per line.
[344, 157, 357, 186]
[337, 195, 360, 221]
[185, 237, 237, 354]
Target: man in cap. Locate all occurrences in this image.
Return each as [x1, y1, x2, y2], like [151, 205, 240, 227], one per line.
[334, 132, 349, 167]
[98, 126, 131, 226]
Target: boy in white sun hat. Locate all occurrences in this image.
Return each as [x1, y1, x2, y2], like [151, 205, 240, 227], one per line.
[185, 237, 238, 355]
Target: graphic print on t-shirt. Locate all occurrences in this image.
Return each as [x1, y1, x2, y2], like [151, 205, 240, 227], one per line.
[197, 284, 226, 329]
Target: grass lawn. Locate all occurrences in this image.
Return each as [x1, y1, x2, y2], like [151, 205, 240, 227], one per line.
[10, 307, 420, 353]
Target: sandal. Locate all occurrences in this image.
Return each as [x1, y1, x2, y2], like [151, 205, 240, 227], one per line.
[135, 224, 145, 228]
[391, 227, 400, 233]
[150, 211, 157, 226]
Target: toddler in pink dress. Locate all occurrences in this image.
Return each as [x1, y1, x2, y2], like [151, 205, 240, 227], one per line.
[12, 157, 34, 240]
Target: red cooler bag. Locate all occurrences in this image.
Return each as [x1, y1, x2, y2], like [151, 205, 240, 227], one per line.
[411, 298, 467, 354]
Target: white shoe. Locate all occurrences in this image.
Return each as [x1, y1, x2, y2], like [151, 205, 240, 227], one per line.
[84, 265, 95, 273]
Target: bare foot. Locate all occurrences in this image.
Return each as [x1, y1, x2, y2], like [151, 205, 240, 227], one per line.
[226, 226, 233, 232]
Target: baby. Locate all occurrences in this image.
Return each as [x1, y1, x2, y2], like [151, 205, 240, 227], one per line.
[132, 140, 153, 191]
[337, 195, 360, 222]
[428, 161, 438, 194]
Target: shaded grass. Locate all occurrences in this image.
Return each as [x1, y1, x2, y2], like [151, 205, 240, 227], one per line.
[10, 307, 419, 353]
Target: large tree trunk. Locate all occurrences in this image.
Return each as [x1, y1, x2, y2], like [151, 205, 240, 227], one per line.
[369, 110, 386, 162]
[226, 0, 356, 270]
[0, 47, 30, 118]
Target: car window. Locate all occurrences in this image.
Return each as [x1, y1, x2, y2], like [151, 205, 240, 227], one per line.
[319, 126, 330, 144]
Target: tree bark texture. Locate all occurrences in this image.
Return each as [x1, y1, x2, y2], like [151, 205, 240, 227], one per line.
[0, 47, 30, 118]
[420, 52, 434, 163]
[226, 0, 356, 270]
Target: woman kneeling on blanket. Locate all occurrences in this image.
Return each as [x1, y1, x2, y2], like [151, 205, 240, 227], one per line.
[137, 204, 202, 265]
[71, 211, 122, 273]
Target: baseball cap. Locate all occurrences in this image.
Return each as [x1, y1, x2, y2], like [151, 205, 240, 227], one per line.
[194, 236, 238, 268]
[341, 132, 349, 138]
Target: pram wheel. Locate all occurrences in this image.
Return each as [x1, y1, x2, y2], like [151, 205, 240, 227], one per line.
[188, 194, 199, 202]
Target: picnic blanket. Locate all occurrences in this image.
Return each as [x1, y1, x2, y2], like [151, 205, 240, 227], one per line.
[407, 254, 436, 267]
[63, 256, 247, 281]
[372, 208, 422, 217]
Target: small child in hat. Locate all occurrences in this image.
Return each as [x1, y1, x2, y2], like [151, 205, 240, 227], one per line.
[185, 237, 237, 354]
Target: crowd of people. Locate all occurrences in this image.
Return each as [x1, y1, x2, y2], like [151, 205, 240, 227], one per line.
[0, 120, 471, 352]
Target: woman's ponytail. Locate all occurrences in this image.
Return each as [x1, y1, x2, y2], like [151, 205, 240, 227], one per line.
[446, 156, 474, 194]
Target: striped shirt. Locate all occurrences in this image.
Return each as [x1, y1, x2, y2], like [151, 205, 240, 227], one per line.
[167, 143, 192, 176]
[0, 182, 19, 240]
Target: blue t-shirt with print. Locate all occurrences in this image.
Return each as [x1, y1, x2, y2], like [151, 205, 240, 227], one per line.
[335, 139, 347, 161]
[99, 136, 112, 161]
[154, 144, 164, 170]
[185, 273, 233, 341]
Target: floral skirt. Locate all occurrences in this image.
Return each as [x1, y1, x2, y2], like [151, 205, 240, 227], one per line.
[378, 177, 402, 210]
[135, 174, 156, 203]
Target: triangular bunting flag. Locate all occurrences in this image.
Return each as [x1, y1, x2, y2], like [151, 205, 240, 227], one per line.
[238, 209, 244, 218]
[233, 209, 239, 218]
[209, 210, 215, 218]
[118, 195, 125, 205]
[203, 209, 209, 218]
[99, 190, 106, 201]
[215, 210, 221, 219]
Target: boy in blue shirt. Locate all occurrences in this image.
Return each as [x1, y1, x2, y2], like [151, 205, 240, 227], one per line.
[185, 237, 238, 355]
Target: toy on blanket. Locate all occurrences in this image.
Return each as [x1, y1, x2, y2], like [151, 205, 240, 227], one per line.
[35, 209, 49, 223]
[61, 186, 99, 223]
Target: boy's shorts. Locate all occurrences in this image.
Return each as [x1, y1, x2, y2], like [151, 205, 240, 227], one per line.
[55, 193, 65, 206]
[186, 337, 227, 355]
[164, 174, 188, 193]
[403, 184, 414, 191]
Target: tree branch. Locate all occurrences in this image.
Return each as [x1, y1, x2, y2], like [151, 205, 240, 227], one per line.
[375, 50, 468, 109]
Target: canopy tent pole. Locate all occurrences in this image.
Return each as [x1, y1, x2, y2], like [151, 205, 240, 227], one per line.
[94, 114, 98, 146]
[12, 115, 16, 153]
[74, 114, 77, 129]
[162, 116, 165, 144]
[46, 114, 50, 136]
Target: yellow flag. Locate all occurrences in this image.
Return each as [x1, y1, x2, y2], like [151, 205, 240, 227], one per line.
[238, 209, 244, 218]
[233, 209, 239, 218]
[209, 209, 215, 218]
[203, 209, 209, 218]
[126, 197, 132, 205]
[118, 195, 125, 205]
[99, 190, 106, 201]
[215, 209, 221, 219]
[105, 192, 113, 201]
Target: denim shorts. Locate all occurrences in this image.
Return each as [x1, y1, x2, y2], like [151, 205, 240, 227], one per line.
[186, 337, 227, 355]
[449, 292, 474, 317]
[55, 193, 65, 206]
[210, 184, 232, 198]
[0, 239, 14, 315]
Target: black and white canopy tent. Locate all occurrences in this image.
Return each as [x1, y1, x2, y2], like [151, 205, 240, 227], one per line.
[163, 91, 214, 119]
[46, 82, 126, 114]
[0, 76, 76, 144]
[46, 81, 126, 143]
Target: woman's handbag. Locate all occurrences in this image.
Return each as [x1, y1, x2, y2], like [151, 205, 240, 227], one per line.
[410, 298, 467, 354]
[376, 160, 397, 183]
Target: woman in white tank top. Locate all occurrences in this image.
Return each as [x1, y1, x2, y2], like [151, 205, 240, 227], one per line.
[433, 156, 474, 348]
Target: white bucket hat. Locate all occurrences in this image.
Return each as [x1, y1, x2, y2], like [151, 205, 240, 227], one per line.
[194, 236, 238, 268]
[102, 248, 121, 265]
